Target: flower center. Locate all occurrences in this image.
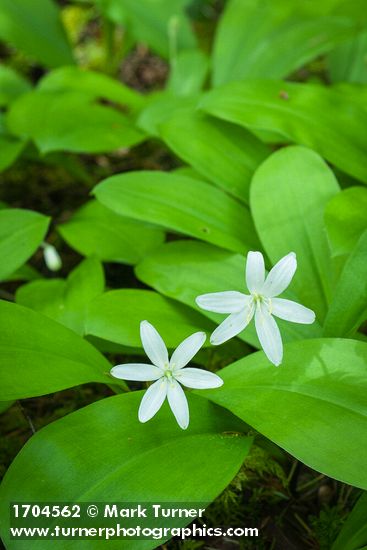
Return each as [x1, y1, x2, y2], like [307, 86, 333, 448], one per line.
[251, 293, 273, 314]
[163, 367, 174, 380]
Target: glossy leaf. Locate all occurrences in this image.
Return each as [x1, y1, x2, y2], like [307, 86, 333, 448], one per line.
[58, 200, 164, 265]
[250, 146, 339, 320]
[323, 231, 367, 337]
[0, 0, 74, 68]
[39, 66, 145, 112]
[94, 170, 259, 253]
[328, 30, 367, 83]
[0, 65, 31, 107]
[0, 392, 251, 549]
[0, 208, 50, 281]
[167, 49, 209, 96]
[332, 492, 367, 550]
[136, 240, 322, 348]
[325, 186, 367, 257]
[160, 111, 269, 203]
[7, 90, 145, 154]
[100, 0, 196, 58]
[16, 257, 105, 335]
[86, 289, 215, 348]
[0, 300, 112, 401]
[137, 92, 198, 137]
[200, 80, 367, 183]
[202, 338, 367, 489]
[212, 0, 358, 86]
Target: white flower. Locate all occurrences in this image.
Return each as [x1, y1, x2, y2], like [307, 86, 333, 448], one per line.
[42, 243, 62, 271]
[196, 251, 315, 367]
[110, 321, 223, 429]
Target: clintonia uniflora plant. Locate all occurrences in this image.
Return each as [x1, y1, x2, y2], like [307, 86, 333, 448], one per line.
[111, 320, 223, 429]
[196, 251, 316, 366]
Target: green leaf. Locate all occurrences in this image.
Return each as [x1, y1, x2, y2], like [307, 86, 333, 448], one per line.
[86, 288, 215, 348]
[325, 186, 367, 257]
[0, 208, 50, 281]
[135, 240, 322, 348]
[100, 0, 196, 59]
[250, 146, 339, 320]
[200, 80, 367, 183]
[324, 231, 367, 337]
[212, 0, 358, 86]
[160, 111, 269, 203]
[0, 132, 24, 173]
[0, 0, 74, 68]
[0, 300, 111, 401]
[137, 92, 198, 137]
[16, 257, 105, 335]
[7, 90, 145, 154]
[0, 65, 31, 107]
[332, 492, 367, 550]
[167, 49, 209, 96]
[58, 200, 164, 265]
[94, 170, 260, 253]
[328, 30, 367, 83]
[4, 264, 42, 282]
[38, 66, 145, 113]
[201, 338, 367, 489]
[0, 392, 251, 549]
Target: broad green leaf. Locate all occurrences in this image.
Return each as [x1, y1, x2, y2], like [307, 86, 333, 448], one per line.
[94, 171, 260, 253]
[250, 146, 339, 320]
[7, 90, 145, 154]
[332, 492, 367, 550]
[200, 80, 367, 183]
[86, 289, 215, 348]
[0, 0, 74, 68]
[16, 257, 105, 335]
[0, 208, 50, 281]
[99, 0, 196, 59]
[324, 231, 367, 337]
[328, 30, 367, 83]
[167, 49, 209, 96]
[58, 200, 164, 265]
[0, 132, 24, 172]
[212, 0, 358, 86]
[135, 240, 322, 348]
[38, 66, 145, 112]
[160, 111, 269, 203]
[325, 186, 367, 257]
[4, 264, 42, 282]
[0, 65, 31, 107]
[137, 92, 198, 136]
[0, 300, 112, 401]
[202, 338, 367, 489]
[0, 401, 12, 414]
[0, 392, 252, 550]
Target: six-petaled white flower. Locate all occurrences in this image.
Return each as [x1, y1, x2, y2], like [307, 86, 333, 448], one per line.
[110, 321, 223, 429]
[196, 251, 315, 366]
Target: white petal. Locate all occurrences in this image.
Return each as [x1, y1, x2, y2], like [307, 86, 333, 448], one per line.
[170, 332, 206, 370]
[261, 252, 297, 297]
[110, 363, 163, 381]
[246, 251, 265, 293]
[138, 378, 168, 423]
[210, 305, 254, 345]
[167, 380, 189, 430]
[196, 291, 251, 313]
[271, 298, 316, 324]
[140, 320, 169, 368]
[254, 305, 283, 366]
[175, 368, 224, 389]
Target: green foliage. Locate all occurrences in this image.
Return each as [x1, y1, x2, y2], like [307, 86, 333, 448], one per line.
[0, 0, 74, 68]
[0, 300, 112, 401]
[0, 393, 252, 549]
[94, 170, 260, 253]
[201, 338, 367, 489]
[58, 200, 164, 265]
[0, 208, 50, 281]
[16, 257, 105, 335]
